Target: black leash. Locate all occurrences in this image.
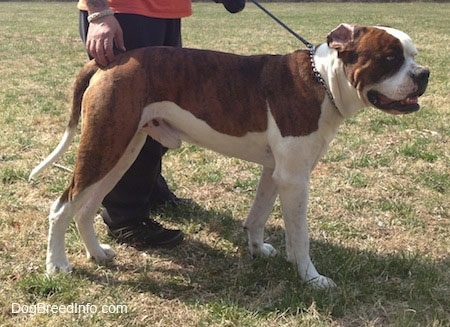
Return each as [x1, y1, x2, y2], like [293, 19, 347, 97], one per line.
[250, 0, 337, 109]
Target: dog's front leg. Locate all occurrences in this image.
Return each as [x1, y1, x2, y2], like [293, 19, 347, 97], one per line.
[243, 167, 278, 257]
[275, 171, 336, 289]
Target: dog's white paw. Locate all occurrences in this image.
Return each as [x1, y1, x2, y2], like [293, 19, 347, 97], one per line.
[250, 242, 277, 258]
[46, 260, 72, 275]
[87, 244, 116, 262]
[306, 275, 337, 290]
[261, 243, 277, 257]
[99, 244, 116, 260]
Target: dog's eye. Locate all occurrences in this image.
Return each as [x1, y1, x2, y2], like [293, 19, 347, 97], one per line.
[384, 55, 402, 66]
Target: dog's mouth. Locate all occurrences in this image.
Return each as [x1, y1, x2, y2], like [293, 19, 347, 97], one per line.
[367, 90, 420, 114]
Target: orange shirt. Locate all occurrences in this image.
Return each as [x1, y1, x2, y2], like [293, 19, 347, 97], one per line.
[77, 0, 192, 19]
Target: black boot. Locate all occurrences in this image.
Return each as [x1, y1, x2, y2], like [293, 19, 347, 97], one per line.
[103, 210, 184, 249]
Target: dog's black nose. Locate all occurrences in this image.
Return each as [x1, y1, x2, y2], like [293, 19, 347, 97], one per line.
[411, 66, 430, 84]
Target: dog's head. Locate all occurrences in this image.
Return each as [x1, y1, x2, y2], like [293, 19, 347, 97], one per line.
[327, 23, 429, 115]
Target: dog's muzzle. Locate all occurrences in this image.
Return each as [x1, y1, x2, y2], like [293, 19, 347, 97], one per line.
[368, 66, 430, 114]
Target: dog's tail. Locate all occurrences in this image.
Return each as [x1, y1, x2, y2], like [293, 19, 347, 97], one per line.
[29, 61, 99, 181]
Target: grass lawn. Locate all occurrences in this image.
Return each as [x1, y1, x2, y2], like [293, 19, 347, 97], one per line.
[0, 2, 449, 326]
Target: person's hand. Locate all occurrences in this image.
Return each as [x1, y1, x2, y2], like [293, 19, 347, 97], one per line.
[215, 0, 246, 13]
[86, 15, 126, 67]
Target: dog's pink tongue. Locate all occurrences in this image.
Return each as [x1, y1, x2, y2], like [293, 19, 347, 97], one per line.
[379, 94, 418, 106]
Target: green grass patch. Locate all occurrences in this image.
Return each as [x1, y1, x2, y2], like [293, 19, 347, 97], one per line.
[0, 2, 449, 327]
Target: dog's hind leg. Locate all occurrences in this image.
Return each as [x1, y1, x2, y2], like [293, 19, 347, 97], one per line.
[243, 167, 278, 258]
[46, 198, 76, 274]
[74, 191, 115, 263]
[73, 132, 148, 264]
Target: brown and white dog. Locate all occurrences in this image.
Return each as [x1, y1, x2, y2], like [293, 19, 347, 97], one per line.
[30, 24, 429, 289]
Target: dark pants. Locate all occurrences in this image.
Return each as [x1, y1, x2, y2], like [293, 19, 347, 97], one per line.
[79, 11, 182, 228]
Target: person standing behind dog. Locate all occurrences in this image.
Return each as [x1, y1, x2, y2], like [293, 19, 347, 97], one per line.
[77, 0, 245, 250]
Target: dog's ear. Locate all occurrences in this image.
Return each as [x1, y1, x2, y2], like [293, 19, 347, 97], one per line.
[327, 23, 364, 52]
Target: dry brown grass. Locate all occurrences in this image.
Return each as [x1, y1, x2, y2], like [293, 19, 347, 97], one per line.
[1, 2, 449, 326]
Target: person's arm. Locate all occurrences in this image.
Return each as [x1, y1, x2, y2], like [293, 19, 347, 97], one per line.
[85, 0, 125, 66]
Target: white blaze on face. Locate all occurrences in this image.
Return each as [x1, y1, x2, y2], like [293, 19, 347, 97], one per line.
[375, 26, 418, 57]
